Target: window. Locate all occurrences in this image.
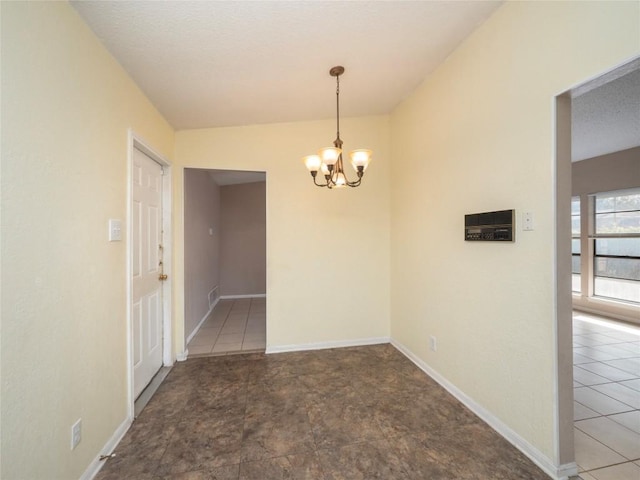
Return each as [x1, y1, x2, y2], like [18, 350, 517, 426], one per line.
[591, 189, 640, 304]
[571, 196, 581, 293]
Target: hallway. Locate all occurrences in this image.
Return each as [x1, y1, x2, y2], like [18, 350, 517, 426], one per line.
[187, 298, 266, 356]
[573, 312, 640, 479]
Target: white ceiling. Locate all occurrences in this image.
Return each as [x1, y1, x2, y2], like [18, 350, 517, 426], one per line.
[71, 1, 639, 163]
[71, 0, 502, 130]
[208, 169, 265, 186]
[571, 67, 640, 162]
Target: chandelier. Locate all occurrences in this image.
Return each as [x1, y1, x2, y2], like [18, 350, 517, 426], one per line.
[302, 66, 372, 188]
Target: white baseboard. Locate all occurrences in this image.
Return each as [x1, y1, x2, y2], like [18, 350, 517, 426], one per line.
[220, 294, 266, 299]
[81, 417, 132, 480]
[208, 285, 219, 309]
[556, 462, 579, 480]
[573, 303, 640, 326]
[185, 297, 220, 345]
[176, 349, 188, 362]
[266, 336, 390, 354]
[390, 339, 577, 480]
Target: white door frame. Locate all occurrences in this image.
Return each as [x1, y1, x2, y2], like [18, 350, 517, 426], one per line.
[552, 92, 575, 476]
[553, 55, 640, 477]
[127, 130, 173, 420]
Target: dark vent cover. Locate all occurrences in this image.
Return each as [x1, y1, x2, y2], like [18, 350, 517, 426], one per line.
[465, 209, 515, 242]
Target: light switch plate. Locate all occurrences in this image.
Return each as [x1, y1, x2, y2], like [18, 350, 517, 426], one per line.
[522, 211, 534, 231]
[108, 219, 122, 241]
[71, 418, 81, 450]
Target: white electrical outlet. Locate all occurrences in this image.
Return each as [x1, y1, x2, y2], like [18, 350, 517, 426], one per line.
[429, 335, 437, 352]
[71, 418, 82, 450]
[522, 211, 534, 231]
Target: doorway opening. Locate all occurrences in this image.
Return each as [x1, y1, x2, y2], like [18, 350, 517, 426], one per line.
[555, 57, 640, 479]
[183, 168, 267, 357]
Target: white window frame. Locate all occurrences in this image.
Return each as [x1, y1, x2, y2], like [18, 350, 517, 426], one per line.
[571, 196, 581, 293]
[572, 187, 639, 323]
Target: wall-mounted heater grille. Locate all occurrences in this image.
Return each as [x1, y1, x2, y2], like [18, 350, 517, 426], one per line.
[465, 209, 515, 242]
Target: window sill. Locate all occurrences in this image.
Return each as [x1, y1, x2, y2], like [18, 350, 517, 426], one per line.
[573, 294, 639, 325]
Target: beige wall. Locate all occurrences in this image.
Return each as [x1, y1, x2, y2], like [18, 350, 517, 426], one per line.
[174, 116, 391, 350]
[220, 182, 266, 296]
[3, 1, 639, 479]
[0, 2, 174, 479]
[184, 169, 221, 338]
[571, 146, 640, 323]
[572, 147, 640, 195]
[390, 0, 639, 472]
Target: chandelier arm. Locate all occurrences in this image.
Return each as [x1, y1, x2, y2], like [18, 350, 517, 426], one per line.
[315, 171, 333, 187]
[336, 153, 362, 185]
[334, 154, 353, 187]
[313, 176, 328, 187]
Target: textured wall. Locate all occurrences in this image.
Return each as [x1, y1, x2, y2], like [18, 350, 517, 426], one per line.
[1, 2, 174, 478]
[220, 182, 266, 296]
[184, 169, 221, 338]
[572, 147, 640, 195]
[175, 115, 391, 350]
[390, 0, 639, 472]
[572, 146, 640, 322]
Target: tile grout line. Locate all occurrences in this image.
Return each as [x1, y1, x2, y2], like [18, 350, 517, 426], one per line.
[240, 306, 249, 350]
[573, 313, 640, 478]
[575, 425, 634, 470]
[580, 384, 639, 411]
[582, 459, 640, 474]
[210, 304, 231, 353]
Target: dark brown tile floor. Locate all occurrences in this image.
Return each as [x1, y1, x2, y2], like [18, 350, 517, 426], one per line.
[96, 344, 551, 479]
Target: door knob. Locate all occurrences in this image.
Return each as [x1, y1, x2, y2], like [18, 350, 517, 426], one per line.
[159, 274, 168, 281]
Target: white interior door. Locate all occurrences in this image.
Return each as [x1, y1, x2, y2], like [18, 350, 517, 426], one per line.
[132, 147, 164, 399]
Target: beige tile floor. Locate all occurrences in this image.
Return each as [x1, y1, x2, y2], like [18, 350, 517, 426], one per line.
[187, 297, 266, 356]
[573, 312, 640, 480]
